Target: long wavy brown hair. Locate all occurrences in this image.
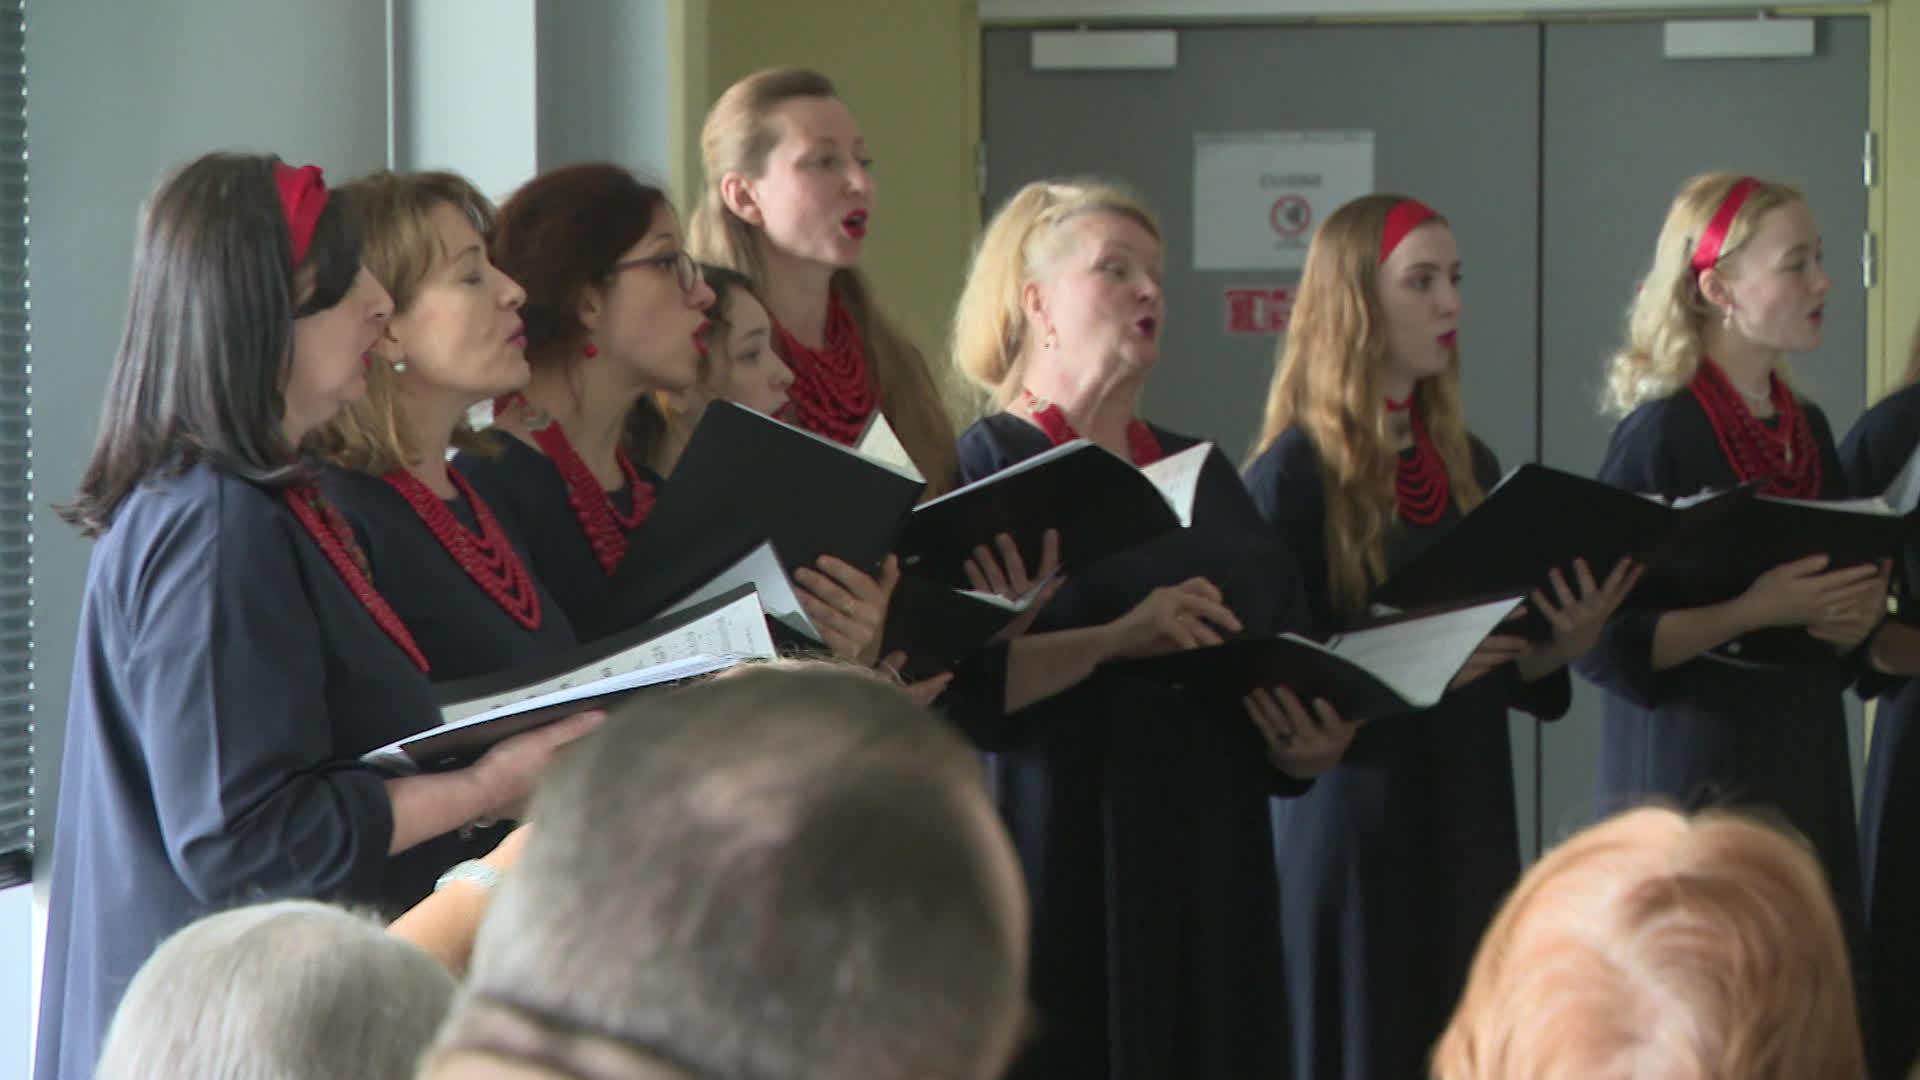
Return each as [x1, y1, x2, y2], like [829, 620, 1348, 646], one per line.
[1250, 194, 1483, 618]
[688, 67, 956, 492]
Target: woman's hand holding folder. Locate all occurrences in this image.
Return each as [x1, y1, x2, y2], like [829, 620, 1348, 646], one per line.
[1513, 557, 1645, 681]
[794, 554, 902, 666]
[1244, 687, 1360, 778]
[1651, 555, 1887, 671]
[1108, 577, 1244, 658]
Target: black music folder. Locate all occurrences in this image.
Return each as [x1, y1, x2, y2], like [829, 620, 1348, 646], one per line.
[1109, 595, 1526, 721]
[605, 402, 926, 629]
[364, 586, 776, 774]
[893, 440, 1209, 589]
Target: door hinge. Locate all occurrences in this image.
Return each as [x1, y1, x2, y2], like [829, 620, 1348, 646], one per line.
[976, 142, 987, 199]
[1863, 229, 1878, 290]
[1864, 130, 1879, 189]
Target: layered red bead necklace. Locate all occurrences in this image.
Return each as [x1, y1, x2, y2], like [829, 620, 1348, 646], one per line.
[503, 394, 655, 577]
[772, 292, 876, 445]
[383, 467, 542, 631]
[283, 485, 430, 672]
[1387, 393, 1450, 526]
[1688, 357, 1822, 498]
[1021, 389, 1165, 466]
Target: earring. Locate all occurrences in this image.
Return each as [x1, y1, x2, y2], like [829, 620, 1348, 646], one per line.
[1044, 327, 1058, 351]
[1722, 305, 1734, 329]
[391, 359, 408, 374]
[583, 342, 600, 359]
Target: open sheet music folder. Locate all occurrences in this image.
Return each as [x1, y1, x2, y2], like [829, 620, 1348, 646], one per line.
[1108, 594, 1525, 721]
[893, 439, 1210, 589]
[879, 573, 1055, 681]
[1376, 463, 1914, 616]
[603, 402, 926, 633]
[362, 586, 777, 774]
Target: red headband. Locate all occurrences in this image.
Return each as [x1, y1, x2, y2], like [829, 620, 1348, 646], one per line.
[1690, 177, 1758, 275]
[273, 162, 329, 270]
[1379, 199, 1438, 264]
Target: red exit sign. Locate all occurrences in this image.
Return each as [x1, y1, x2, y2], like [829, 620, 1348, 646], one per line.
[1224, 286, 1294, 335]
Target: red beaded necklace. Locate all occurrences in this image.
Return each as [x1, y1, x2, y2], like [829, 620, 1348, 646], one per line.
[503, 394, 656, 577]
[1688, 356, 1822, 498]
[1020, 389, 1164, 466]
[383, 467, 543, 631]
[282, 485, 430, 672]
[771, 292, 875, 445]
[1386, 394, 1451, 526]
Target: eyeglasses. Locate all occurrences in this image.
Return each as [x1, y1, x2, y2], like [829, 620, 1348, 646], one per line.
[609, 250, 703, 295]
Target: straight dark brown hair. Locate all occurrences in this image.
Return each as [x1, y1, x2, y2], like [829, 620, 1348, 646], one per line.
[61, 151, 362, 536]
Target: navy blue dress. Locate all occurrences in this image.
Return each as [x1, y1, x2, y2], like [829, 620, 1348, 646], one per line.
[35, 464, 497, 1080]
[1575, 391, 1869, 1041]
[1838, 380, 1920, 1077]
[954, 412, 1310, 1080]
[318, 465, 575, 683]
[1244, 427, 1571, 1080]
[455, 431, 664, 643]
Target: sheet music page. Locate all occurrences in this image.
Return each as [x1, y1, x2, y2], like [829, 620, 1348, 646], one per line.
[1888, 441, 1920, 514]
[441, 590, 777, 723]
[956, 569, 1061, 613]
[854, 412, 925, 482]
[1758, 493, 1899, 516]
[1324, 595, 1524, 707]
[1139, 442, 1211, 527]
[662, 542, 819, 641]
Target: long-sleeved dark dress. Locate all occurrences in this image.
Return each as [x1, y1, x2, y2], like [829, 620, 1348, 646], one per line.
[454, 431, 665, 643]
[1838, 380, 1920, 1076]
[1574, 390, 1870, 1046]
[952, 412, 1311, 1080]
[318, 465, 575, 683]
[1243, 427, 1571, 1080]
[35, 464, 494, 1080]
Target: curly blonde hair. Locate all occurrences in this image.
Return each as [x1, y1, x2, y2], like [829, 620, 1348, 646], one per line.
[1604, 173, 1803, 416]
[948, 179, 1161, 415]
[1249, 194, 1483, 618]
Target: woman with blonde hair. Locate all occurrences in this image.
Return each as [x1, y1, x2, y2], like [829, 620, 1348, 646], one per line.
[689, 66, 956, 491]
[1576, 174, 1904, 1060]
[1244, 193, 1628, 1079]
[1837, 314, 1920, 1074]
[1432, 806, 1866, 1079]
[308, 170, 576, 680]
[948, 178, 1358, 1079]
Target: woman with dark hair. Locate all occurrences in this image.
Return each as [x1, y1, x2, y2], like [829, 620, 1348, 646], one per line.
[457, 163, 895, 655]
[630, 263, 793, 476]
[35, 152, 601, 1080]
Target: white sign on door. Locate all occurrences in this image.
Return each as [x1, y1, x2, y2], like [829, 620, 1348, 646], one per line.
[1193, 131, 1374, 271]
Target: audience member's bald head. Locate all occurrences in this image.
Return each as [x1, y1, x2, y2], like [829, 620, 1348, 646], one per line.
[424, 661, 1029, 1080]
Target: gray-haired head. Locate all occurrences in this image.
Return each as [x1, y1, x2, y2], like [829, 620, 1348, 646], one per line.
[96, 898, 456, 1080]
[430, 660, 1030, 1080]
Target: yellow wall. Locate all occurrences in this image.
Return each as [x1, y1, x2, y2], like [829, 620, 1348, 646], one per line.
[669, 0, 982, 373]
[673, 2, 1920, 402]
[1883, 0, 1920, 395]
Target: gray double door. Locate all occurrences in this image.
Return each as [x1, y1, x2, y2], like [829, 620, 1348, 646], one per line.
[983, 17, 1871, 860]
